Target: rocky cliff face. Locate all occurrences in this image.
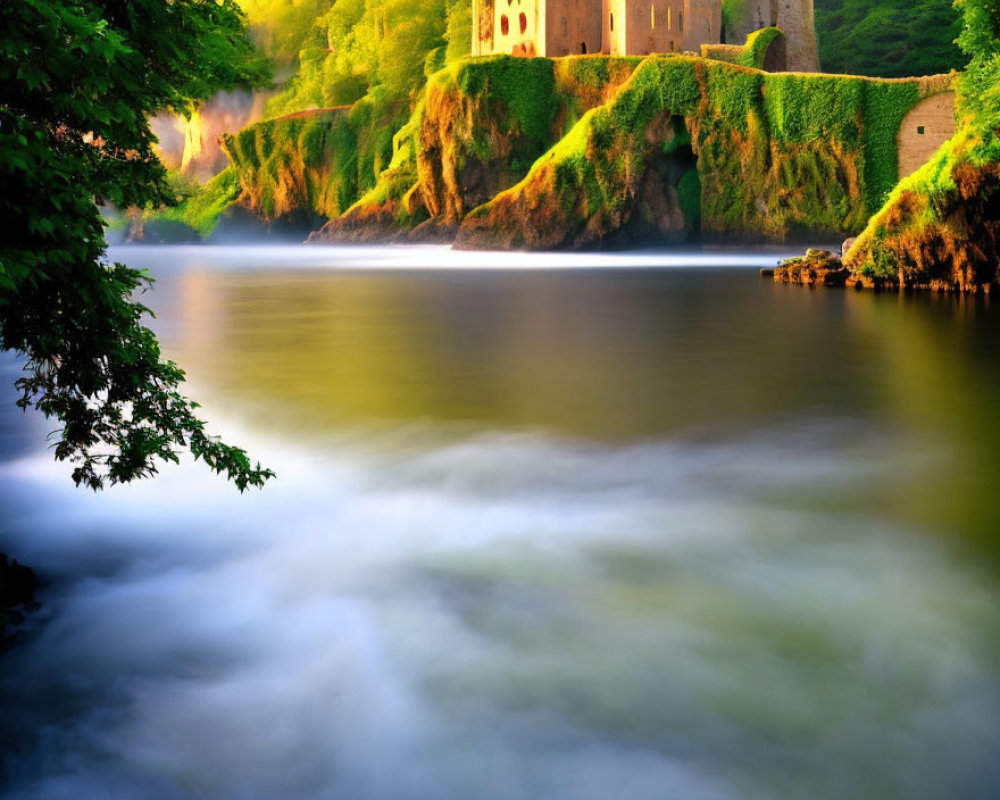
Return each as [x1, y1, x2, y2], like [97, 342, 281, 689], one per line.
[448, 57, 949, 249]
[723, 0, 820, 72]
[218, 55, 949, 250]
[844, 127, 1000, 291]
[312, 56, 642, 243]
[220, 100, 407, 229]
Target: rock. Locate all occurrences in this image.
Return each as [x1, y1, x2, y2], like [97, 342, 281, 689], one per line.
[841, 236, 857, 257]
[770, 249, 848, 287]
[0, 554, 37, 608]
[1, 553, 38, 651]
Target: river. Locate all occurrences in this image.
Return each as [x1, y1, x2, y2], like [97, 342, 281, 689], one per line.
[2, 244, 1000, 799]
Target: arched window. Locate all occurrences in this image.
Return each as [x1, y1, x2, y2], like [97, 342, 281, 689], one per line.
[580, 41, 587, 53]
[561, 16, 567, 36]
[609, 12, 614, 30]
[678, 10, 683, 31]
[667, 6, 671, 30]
[651, 5, 655, 28]
[500, 14, 509, 34]
[523, 13, 529, 34]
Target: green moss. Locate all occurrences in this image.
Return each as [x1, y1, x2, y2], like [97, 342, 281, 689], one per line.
[847, 124, 1000, 282]
[137, 167, 242, 240]
[455, 56, 558, 147]
[704, 62, 763, 132]
[739, 27, 784, 69]
[458, 54, 943, 245]
[677, 168, 701, 231]
[762, 73, 864, 145]
[859, 79, 922, 209]
[425, 46, 447, 79]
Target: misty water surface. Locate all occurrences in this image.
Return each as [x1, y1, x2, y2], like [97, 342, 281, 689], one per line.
[2, 245, 1000, 799]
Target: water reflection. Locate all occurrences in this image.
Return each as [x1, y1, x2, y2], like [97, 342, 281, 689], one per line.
[163, 268, 881, 437]
[1, 246, 999, 799]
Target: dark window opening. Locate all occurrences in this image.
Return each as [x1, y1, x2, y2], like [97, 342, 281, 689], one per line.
[522, 13, 529, 33]
[500, 14, 509, 34]
[609, 12, 614, 30]
[581, 41, 587, 53]
[917, 125, 925, 135]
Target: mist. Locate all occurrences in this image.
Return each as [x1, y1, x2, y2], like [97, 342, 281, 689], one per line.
[3, 249, 1000, 799]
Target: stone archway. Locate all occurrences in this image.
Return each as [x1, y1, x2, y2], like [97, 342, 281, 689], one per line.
[897, 92, 956, 179]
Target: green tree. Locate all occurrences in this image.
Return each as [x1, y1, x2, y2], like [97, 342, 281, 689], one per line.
[956, 0, 1000, 126]
[814, 0, 966, 77]
[0, 0, 274, 490]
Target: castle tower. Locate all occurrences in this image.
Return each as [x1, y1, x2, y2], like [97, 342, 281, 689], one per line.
[602, 0, 696, 55]
[486, 0, 603, 56]
[475, 0, 732, 59]
[725, 0, 818, 71]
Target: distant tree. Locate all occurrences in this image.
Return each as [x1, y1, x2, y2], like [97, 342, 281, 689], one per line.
[814, 0, 966, 77]
[0, 0, 274, 490]
[955, 0, 1000, 125]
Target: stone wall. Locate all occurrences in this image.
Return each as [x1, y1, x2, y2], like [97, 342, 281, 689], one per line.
[727, 0, 818, 71]
[494, 0, 541, 55]
[601, 0, 718, 55]
[682, 0, 720, 52]
[897, 91, 956, 178]
[546, 0, 603, 55]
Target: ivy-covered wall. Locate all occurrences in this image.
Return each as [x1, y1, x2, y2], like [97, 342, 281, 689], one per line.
[220, 94, 409, 224]
[215, 54, 952, 248]
[454, 55, 951, 248]
[314, 54, 642, 241]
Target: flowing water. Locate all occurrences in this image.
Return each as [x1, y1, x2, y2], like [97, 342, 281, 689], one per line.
[2, 245, 1000, 799]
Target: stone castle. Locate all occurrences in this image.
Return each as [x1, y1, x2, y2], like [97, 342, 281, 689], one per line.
[472, 0, 820, 72]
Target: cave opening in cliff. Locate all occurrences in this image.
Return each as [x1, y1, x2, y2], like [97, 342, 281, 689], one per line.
[629, 117, 700, 244]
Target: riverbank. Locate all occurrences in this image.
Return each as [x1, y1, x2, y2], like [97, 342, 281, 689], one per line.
[0, 553, 38, 652]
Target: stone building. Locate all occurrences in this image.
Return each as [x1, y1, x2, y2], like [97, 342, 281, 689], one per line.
[479, 0, 601, 57]
[603, 0, 720, 55]
[472, 0, 721, 58]
[471, 0, 822, 68]
[724, 0, 818, 71]
[897, 91, 956, 178]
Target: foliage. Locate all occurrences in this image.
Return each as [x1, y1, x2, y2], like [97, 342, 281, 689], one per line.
[455, 55, 946, 247]
[738, 27, 784, 69]
[955, 0, 1000, 128]
[0, 0, 273, 489]
[702, 27, 784, 69]
[264, 0, 468, 116]
[139, 168, 244, 240]
[843, 0, 1000, 285]
[814, 0, 965, 77]
[319, 55, 642, 239]
[238, 0, 330, 61]
[720, 0, 749, 36]
[222, 94, 411, 223]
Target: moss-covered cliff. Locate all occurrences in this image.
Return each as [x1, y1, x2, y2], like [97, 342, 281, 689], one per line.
[220, 95, 411, 227]
[313, 55, 642, 242]
[197, 52, 951, 250]
[842, 127, 1000, 290]
[807, 0, 1000, 292]
[450, 56, 950, 249]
